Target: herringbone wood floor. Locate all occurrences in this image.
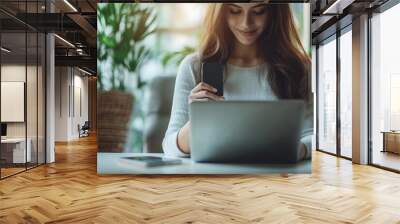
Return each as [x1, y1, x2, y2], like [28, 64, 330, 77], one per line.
[1, 135, 400, 224]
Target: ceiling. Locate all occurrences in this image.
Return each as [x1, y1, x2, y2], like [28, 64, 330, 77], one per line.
[0, 0, 97, 74]
[311, 0, 391, 44]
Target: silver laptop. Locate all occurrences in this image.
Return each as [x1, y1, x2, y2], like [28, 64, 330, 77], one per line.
[189, 100, 305, 163]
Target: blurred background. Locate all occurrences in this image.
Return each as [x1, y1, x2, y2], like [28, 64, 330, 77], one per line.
[97, 3, 311, 153]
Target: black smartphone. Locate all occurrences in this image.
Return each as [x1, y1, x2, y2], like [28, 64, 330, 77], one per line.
[119, 156, 182, 167]
[201, 62, 224, 96]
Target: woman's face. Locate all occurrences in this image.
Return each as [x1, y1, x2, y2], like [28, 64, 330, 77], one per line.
[225, 3, 268, 46]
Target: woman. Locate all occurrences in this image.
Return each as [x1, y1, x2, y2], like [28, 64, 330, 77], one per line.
[162, 3, 313, 160]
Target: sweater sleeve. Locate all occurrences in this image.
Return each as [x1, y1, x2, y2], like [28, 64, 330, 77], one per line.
[299, 99, 314, 159]
[162, 54, 198, 157]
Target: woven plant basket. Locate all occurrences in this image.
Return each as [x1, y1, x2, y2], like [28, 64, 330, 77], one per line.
[97, 91, 134, 152]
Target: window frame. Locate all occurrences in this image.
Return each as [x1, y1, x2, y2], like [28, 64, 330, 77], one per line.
[315, 23, 353, 161]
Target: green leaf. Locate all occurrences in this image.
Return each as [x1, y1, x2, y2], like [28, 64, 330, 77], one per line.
[97, 3, 157, 92]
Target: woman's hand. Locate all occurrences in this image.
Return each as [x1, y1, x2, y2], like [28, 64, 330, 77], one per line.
[177, 82, 224, 154]
[177, 122, 191, 154]
[188, 82, 224, 104]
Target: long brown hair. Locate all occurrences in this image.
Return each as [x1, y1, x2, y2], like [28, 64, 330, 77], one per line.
[199, 3, 311, 101]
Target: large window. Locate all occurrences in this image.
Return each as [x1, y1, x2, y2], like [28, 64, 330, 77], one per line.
[370, 3, 400, 171]
[317, 36, 337, 154]
[339, 28, 352, 158]
[316, 26, 353, 159]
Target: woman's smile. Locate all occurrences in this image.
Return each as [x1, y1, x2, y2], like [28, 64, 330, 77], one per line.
[234, 28, 260, 44]
[238, 29, 258, 37]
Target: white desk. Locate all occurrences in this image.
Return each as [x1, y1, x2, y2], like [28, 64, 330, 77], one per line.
[1, 138, 31, 163]
[97, 153, 311, 174]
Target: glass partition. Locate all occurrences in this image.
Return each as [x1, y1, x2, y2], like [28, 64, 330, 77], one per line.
[27, 30, 38, 169]
[1, 30, 28, 177]
[317, 36, 337, 155]
[0, 0, 46, 179]
[371, 3, 400, 171]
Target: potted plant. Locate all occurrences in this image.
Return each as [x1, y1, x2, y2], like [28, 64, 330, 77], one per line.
[97, 3, 156, 152]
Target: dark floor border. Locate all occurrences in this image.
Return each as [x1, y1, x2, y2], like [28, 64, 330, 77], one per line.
[0, 163, 45, 180]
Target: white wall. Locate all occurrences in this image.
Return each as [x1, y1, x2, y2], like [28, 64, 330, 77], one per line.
[1, 65, 36, 138]
[55, 67, 69, 141]
[1, 82, 25, 122]
[55, 67, 89, 141]
[1, 63, 46, 164]
[1, 65, 26, 133]
[72, 73, 89, 138]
